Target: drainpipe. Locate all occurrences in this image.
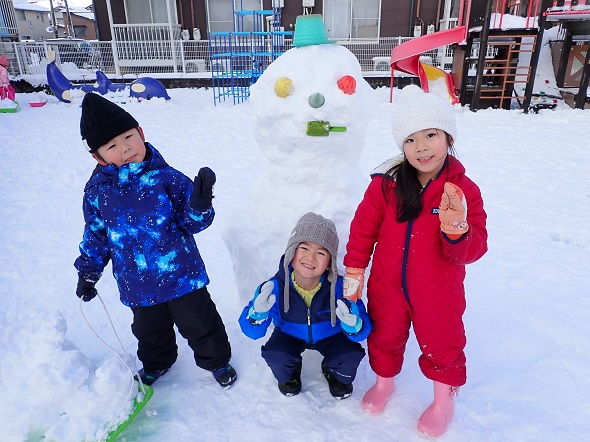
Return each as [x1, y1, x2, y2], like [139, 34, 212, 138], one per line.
[409, 0, 416, 36]
[48, 0, 59, 38]
[177, 0, 184, 29]
[64, 0, 74, 37]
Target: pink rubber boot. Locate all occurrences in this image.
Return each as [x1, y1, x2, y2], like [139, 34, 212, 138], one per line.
[361, 375, 395, 414]
[417, 382, 459, 437]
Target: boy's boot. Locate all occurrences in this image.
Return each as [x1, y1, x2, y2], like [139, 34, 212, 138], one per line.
[212, 363, 237, 388]
[361, 375, 395, 414]
[135, 368, 170, 386]
[278, 362, 302, 396]
[321, 361, 353, 400]
[417, 381, 459, 437]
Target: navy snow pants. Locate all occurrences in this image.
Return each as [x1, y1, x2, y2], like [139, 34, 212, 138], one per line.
[261, 328, 365, 384]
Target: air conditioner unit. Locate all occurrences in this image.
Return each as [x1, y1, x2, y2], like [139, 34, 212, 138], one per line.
[303, 0, 315, 7]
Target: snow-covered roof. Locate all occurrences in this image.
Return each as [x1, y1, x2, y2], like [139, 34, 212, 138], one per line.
[56, 6, 95, 21]
[35, 0, 93, 10]
[71, 11, 95, 21]
[15, 1, 95, 21]
[13, 0, 50, 13]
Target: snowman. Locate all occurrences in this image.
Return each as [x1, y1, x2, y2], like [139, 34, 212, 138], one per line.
[223, 15, 375, 302]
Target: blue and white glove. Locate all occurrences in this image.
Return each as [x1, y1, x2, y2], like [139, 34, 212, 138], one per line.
[336, 299, 363, 334]
[248, 281, 275, 323]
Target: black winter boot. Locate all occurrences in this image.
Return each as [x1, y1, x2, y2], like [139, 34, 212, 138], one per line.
[321, 361, 353, 399]
[136, 367, 170, 386]
[212, 363, 237, 388]
[278, 362, 302, 396]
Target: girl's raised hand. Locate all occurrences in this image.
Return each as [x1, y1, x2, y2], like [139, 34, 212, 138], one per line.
[343, 267, 365, 302]
[439, 182, 469, 237]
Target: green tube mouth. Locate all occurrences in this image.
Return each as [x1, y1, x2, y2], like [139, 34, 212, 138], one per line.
[306, 121, 347, 136]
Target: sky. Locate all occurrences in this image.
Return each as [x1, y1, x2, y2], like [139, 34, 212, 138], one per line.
[1, 21, 590, 442]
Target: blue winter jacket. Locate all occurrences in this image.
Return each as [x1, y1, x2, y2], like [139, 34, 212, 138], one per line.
[239, 256, 372, 344]
[74, 144, 212, 307]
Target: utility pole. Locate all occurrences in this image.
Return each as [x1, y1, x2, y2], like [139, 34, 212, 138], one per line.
[48, 0, 59, 38]
[63, 0, 75, 38]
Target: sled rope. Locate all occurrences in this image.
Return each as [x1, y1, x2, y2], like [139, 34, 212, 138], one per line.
[80, 295, 148, 441]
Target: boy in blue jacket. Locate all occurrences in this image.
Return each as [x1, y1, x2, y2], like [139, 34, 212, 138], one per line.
[74, 93, 236, 388]
[239, 212, 371, 398]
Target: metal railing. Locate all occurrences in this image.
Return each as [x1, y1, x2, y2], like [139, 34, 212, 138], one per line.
[7, 36, 486, 81]
[548, 0, 590, 12]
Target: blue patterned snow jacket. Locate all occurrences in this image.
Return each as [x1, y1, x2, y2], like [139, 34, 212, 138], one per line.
[239, 256, 372, 344]
[74, 144, 212, 307]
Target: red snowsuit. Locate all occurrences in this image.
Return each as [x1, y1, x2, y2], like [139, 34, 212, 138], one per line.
[344, 155, 487, 386]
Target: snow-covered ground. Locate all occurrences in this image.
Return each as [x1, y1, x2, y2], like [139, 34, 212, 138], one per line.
[1, 85, 589, 441]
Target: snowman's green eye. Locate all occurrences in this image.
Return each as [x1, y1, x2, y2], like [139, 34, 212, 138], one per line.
[308, 93, 325, 108]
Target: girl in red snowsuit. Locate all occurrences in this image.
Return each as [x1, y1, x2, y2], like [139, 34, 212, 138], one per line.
[343, 86, 487, 437]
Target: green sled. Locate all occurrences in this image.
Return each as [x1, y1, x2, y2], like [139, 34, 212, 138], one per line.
[104, 383, 154, 441]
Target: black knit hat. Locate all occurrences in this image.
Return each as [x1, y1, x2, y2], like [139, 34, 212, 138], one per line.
[80, 93, 139, 153]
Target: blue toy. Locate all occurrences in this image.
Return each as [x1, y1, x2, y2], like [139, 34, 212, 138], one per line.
[46, 48, 170, 103]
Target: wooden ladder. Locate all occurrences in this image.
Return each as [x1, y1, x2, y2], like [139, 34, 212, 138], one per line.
[475, 30, 539, 109]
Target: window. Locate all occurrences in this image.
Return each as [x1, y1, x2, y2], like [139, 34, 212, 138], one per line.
[323, 0, 381, 40]
[74, 25, 87, 38]
[440, 0, 460, 30]
[16, 10, 26, 21]
[206, 0, 263, 33]
[125, 0, 177, 24]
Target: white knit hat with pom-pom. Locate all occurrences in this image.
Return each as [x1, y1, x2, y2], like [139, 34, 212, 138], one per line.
[391, 85, 457, 151]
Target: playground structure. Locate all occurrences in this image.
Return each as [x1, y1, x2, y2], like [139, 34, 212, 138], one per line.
[208, 0, 293, 105]
[546, 0, 590, 108]
[390, 0, 590, 112]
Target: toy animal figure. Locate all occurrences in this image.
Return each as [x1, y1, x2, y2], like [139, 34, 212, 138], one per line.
[45, 49, 170, 103]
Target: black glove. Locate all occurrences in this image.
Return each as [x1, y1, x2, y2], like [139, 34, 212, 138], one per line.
[76, 277, 98, 302]
[189, 167, 216, 211]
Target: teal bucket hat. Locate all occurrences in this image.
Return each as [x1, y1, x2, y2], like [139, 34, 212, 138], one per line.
[293, 14, 336, 48]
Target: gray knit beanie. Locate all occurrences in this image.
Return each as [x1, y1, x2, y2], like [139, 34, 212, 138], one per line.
[283, 212, 339, 326]
[391, 85, 457, 151]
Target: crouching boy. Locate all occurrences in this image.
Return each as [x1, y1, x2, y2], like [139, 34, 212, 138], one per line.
[239, 212, 371, 398]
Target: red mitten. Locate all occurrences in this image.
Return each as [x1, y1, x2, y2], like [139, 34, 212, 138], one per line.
[343, 267, 365, 302]
[439, 182, 469, 239]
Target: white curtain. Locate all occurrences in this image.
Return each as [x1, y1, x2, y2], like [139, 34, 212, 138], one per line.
[207, 0, 234, 32]
[324, 0, 351, 39]
[352, 0, 379, 38]
[126, 0, 175, 24]
[206, 0, 263, 32]
[234, 0, 264, 32]
[324, 0, 380, 39]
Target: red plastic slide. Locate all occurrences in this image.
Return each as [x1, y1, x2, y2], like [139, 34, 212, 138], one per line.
[390, 26, 467, 104]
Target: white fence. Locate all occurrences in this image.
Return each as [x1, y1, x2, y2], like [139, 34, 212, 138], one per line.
[6, 37, 467, 80]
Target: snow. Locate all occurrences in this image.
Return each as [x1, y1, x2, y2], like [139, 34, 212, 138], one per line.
[2, 46, 590, 442]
